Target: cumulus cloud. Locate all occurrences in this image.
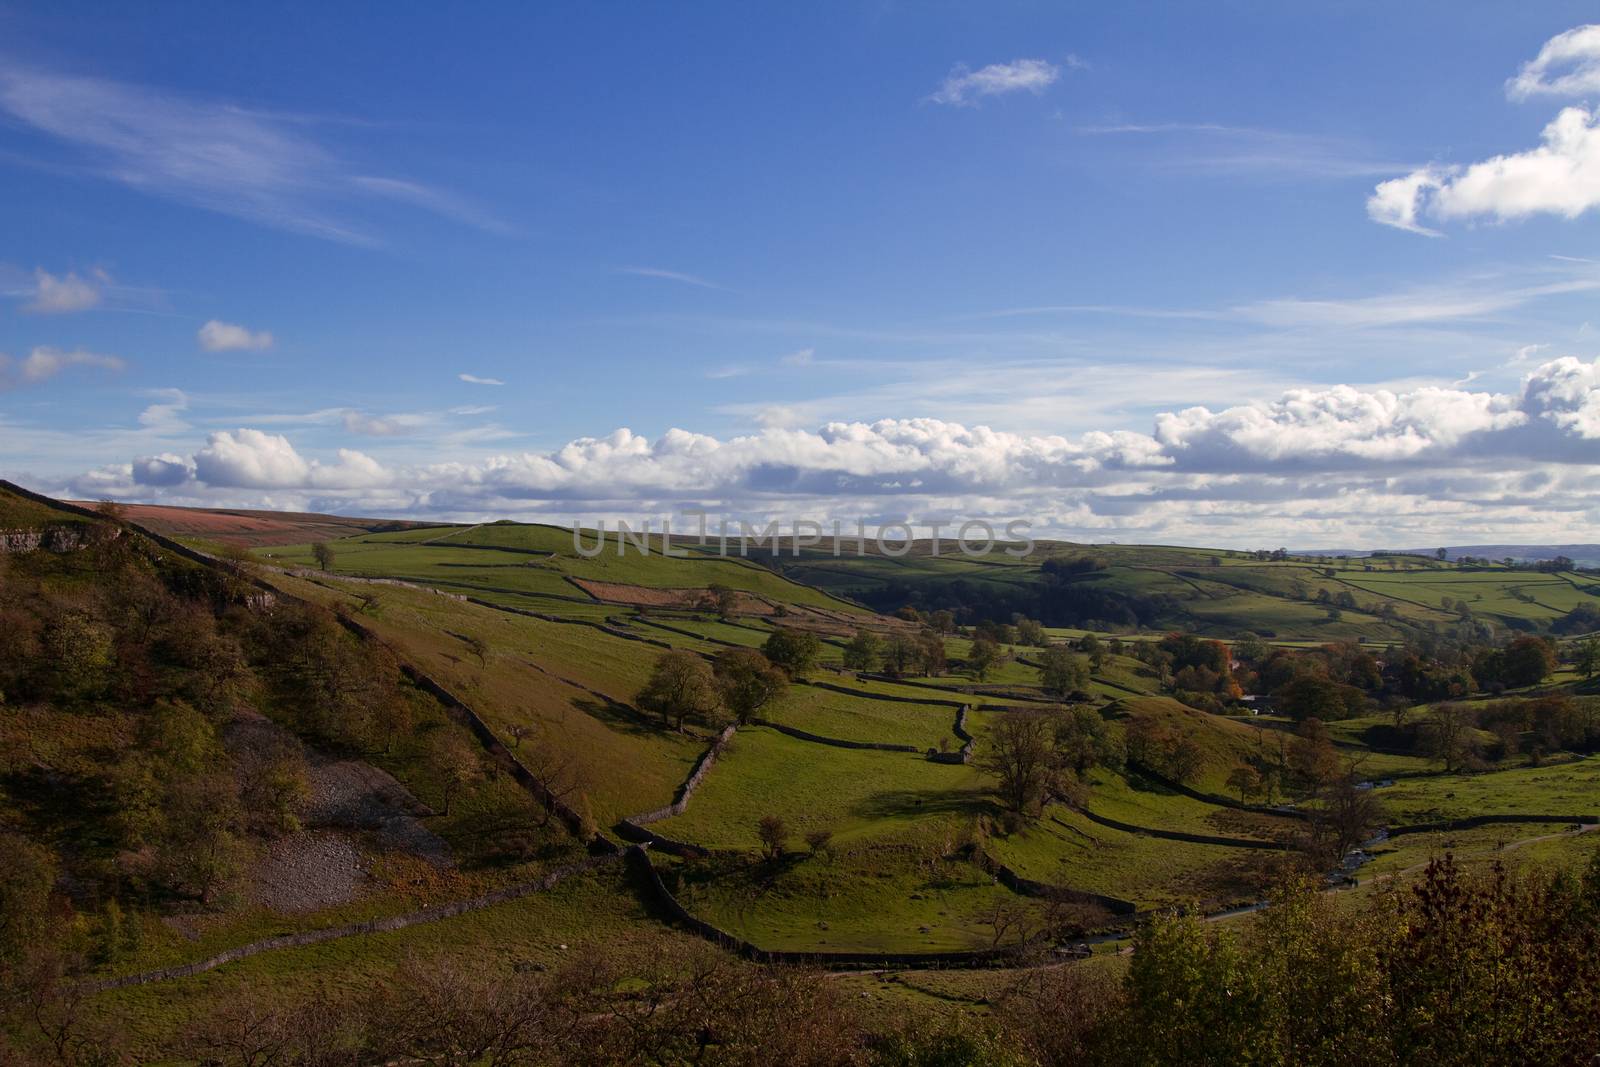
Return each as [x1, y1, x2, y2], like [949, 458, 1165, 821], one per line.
[458, 373, 505, 386]
[1508, 24, 1600, 99]
[0, 346, 124, 389]
[1375, 27, 1600, 233]
[23, 268, 104, 313]
[71, 358, 1600, 540]
[189, 428, 389, 490]
[198, 319, 274, 352]
[132, 453, 196, 486]
[928, 58, 1062, 106]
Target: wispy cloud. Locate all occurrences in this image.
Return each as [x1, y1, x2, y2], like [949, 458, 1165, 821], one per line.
[927, 58, 1063, 107]
[0, 67, 501, 244]
[966, 270, 1600, 331]
[198, 320, 273, 352]
[1079, 121, 1411, 179]
[458, 373, 505, 386]
[618, 266, 731, 292]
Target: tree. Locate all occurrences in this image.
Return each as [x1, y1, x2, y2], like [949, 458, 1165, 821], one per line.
[804, 828, 834, 855]
[700, 582, 737, 618]
[1577, 637, 1600, 679]
[1289, 718, 1340, 792]
[427, 730, 484, 816]
[0, 832, 57, 969]
[636, 650, 719, 730]
[762, 628, 820, 677]
[757, 814, 789, 860]
[967, 636, 1003, 681]
[841, 629, 883, 673]
[1038, 646, 1090, 700]
[917, 630, 947, 677]
[714, 648, 788, 724]
[1126, 716, 1205, 785]
[312, 541, 335, 571]
[1053, 705, 1122, 775]
[978, 712, 1061, 817]
[40, 608, 113, 701]
[1227, 764, 1262, 805]
[464, 634, 489, 669]
[1423, 703, 1479, 772]
[1502, 635, 1558, 688]
[1435, 547, 1448, 561]
[1306, 771, 1383, 867]
[882, 634, 918, 677]
[1014, 617, 1047, 647]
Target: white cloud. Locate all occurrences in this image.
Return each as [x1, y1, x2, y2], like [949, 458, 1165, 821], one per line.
[0, 67, 497, 244]
[782, 347, 815, 366]
[198, 319, 274, 352]
[0, 346, 124, 389]
[1508, 24, 1600, 99]
[192, 429, 311, 488]
[458, 373, 505, 386]
[71, 356, 1600, 510]
[1366, 168, 1446, 235]
[928, 58, 1061, 107]
[23, 268, 104, 313]
[1375, 28, 1600, 234]
[189, 428, 390, 490]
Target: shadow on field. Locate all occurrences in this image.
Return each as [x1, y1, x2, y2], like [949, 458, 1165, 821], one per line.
[850, 788, 998, 822]
[572, 696, 659, 737]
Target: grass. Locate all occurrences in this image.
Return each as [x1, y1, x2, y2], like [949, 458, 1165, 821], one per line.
[764, 686, 964, 750]
[264, 572, 705, 825]
[1371, 756, 1600, 823]
[680, 849, 1034, 953]
[1082, 768, 1297, 842]
[87, 866, 698, 1057]
[987, 804, 1273, 909]
[650, 727, 992, 850]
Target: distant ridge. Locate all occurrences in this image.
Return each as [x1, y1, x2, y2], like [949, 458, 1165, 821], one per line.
[1301, 545, 1600, 567]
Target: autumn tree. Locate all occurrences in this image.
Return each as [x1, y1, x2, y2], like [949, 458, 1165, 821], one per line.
[1227, 764, 1263, 805]
[636, 649, 719, 730]
[714, 648, 788, 724]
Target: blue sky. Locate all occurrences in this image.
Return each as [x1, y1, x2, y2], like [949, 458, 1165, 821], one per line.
[3, 2, 1600, 547]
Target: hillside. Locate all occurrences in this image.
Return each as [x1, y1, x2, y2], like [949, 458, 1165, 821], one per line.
[1, 483, 1597, 1062]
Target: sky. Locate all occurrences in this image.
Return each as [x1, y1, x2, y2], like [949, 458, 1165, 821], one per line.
[3, 1, 1600, 548]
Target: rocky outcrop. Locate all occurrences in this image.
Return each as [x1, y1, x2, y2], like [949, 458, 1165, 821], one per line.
[0, 523, 114, 554]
